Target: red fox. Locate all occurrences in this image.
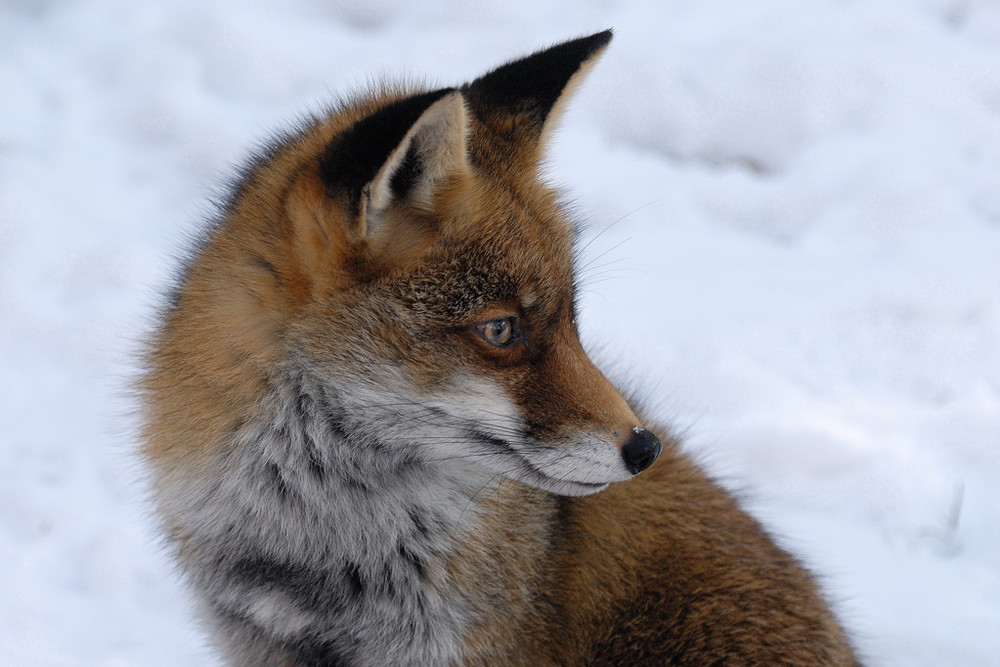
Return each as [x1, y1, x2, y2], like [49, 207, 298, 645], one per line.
[140, 31, 859, 665]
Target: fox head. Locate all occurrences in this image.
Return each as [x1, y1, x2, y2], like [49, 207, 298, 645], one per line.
[159, 31, 661, 496]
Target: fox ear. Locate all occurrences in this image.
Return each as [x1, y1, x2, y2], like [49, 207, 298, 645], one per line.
[319, 88, 469, 238]
[463, 30, 612, 166]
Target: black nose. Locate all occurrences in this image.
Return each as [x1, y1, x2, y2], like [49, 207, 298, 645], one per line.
[621, 428, 662, 475]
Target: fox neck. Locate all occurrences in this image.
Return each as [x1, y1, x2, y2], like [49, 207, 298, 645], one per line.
[180, 364, 556, 664]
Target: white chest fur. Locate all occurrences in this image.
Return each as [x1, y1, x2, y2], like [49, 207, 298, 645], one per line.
[157, 371, 505, 666]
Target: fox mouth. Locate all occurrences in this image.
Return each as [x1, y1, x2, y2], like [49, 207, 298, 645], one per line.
[514, 461, 610, 496]
[468, 428, 612, 496]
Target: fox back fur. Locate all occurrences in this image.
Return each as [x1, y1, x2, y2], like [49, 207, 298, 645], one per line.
[140, 31, 859, 666]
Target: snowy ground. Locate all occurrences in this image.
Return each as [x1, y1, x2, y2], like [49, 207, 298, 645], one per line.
[2, 0, 999, 664]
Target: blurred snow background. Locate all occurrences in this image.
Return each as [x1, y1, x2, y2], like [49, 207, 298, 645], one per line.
[2, 0, 999, 664]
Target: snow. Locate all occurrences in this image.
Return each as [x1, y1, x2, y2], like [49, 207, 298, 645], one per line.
[2, 0, 999, 664]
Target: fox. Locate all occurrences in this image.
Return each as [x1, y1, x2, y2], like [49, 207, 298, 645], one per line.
[140, 30, 859, 666]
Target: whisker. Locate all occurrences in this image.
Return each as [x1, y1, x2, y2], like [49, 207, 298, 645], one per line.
[575, 198, 663, 258]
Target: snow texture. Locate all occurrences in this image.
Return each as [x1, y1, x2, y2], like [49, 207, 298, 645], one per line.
[2, 0, 999, 664]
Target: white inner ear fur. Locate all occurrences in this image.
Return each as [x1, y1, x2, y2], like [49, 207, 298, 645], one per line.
[365, 91, 469, 232]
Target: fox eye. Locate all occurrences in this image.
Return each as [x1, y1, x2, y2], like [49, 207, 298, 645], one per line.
[475, 317, 520, 348]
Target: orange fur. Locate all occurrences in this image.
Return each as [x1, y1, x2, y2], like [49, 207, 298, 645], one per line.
[140, 32, 858, 665]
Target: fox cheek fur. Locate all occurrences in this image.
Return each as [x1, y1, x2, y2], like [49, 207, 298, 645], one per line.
[140, 30, 859, 666]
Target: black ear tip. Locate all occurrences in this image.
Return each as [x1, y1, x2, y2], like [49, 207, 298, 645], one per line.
[463, 29, 614, 129]
[548, 29, 613, 64]
[584, 29, 614, 51]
